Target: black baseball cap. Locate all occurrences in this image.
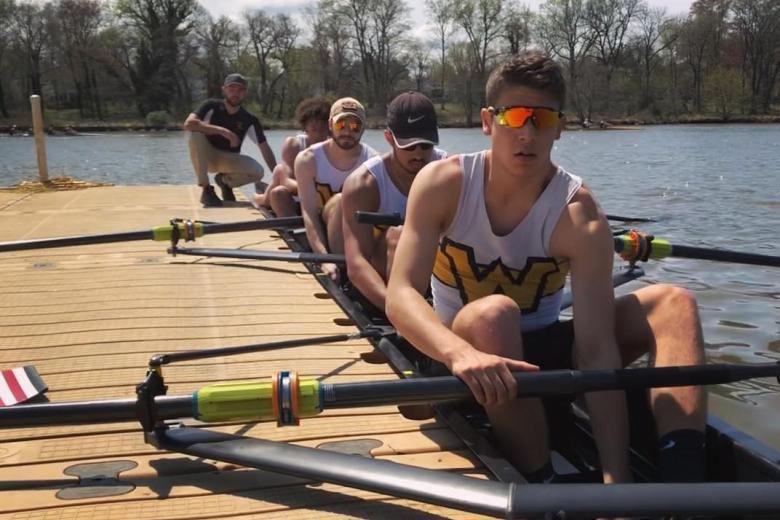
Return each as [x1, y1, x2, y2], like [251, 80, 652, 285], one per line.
[387, 92, 439, 148]
[223, 73, 247, 87]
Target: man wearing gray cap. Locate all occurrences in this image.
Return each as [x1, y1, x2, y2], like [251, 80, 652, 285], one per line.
[341, 91, 446, 311]
[184, 73, 277, 207]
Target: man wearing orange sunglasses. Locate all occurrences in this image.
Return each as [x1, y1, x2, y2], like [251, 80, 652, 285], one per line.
[387, 51, 706, 485]
[295, 97, 378, 281]
[341, 92, 447, 312]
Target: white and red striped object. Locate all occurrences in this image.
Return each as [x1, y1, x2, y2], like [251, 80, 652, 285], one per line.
[0, 366, 47, 407]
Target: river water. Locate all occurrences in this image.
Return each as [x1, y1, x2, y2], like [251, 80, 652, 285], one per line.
[1, 125, 779, 451]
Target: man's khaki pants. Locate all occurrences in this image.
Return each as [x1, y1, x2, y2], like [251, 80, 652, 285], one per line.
[188, 132, 264, 190]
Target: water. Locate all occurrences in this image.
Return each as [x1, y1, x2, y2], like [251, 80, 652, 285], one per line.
[1, 125, 779, 450]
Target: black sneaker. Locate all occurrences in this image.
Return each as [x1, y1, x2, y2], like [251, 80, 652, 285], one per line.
[215, 173, 236, 202]
[200, 185, 223, 207]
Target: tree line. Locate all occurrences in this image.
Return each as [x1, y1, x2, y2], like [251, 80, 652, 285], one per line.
[0, 0, 777, 125]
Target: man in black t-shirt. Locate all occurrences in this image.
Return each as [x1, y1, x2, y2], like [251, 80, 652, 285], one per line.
[184, 73, 277, 207]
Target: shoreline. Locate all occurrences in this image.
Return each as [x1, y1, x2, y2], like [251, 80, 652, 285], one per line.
[1, 114, 779, 134]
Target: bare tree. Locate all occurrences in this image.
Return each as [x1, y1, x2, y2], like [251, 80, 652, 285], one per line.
[503, 1, 534, 55]
[0, 0, 15, 116]
[329, 0, 410, 107]
[115, 0, 199, 115]
[453, 0, 504, 105]
[425, 0, 455, 107]
[731, 0, 780, 113]
[632, 4, 675, 109]
[57, 0, 103, 117]
[537, 0, 596, 118]
[196, 15, 235, 98]
[12, 0, 52, 98]
[587, 0, 640, 89]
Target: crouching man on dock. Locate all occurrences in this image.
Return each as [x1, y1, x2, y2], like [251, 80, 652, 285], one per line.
[386, 50, 707, 484]
[185, 73, 277, 207]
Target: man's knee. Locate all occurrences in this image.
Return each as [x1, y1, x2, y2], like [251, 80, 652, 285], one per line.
[650, 284, 700, 325]
[269, 185, 292, 203]
[452, 295, 521, 341]
[272, 164, 291, 182]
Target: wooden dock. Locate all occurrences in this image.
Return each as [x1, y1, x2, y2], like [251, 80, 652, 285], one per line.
[0, 186, 492, 519]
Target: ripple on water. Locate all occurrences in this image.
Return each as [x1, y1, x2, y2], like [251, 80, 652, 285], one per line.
[717, 319, 759, 330]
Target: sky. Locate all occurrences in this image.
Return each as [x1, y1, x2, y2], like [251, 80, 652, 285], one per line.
[198, 0, 695, 33]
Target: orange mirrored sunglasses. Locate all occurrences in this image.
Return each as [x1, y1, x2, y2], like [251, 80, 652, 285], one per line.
[333, 118, 363, 132]
[490, 106, 563, 130]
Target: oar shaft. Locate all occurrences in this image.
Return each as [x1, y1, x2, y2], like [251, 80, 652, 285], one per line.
[0, 230, 153, 252]
[156, 427, 780, 518]
[171, 246, 346, 264]
[0, 395, 192, 427]
[615, 235, 780, 267]
[0, 217, 304, 253]
[2, 363, 776, 428]
[665, 242, 780, 267]
[322, 363, 780, 408]
[355, 211, 655, 227]
[151, 330, 376, 366]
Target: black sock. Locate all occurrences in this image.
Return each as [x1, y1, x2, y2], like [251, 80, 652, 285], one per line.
[523, 459, 556, 483]
[658, 429, 705, 482]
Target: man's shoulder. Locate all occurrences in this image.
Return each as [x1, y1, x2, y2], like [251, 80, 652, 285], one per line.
[419, 154, 462, 186]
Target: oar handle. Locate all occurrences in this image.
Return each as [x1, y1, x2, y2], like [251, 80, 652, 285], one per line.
[354, 211, 403, 226]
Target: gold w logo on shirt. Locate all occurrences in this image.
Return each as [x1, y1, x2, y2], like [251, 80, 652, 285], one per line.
[433, 238, 568, 313]
[315, 181, 338, 207]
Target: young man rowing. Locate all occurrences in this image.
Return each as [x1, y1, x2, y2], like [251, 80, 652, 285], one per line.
[295, 97, 377, 281]
[253, 97, 330, 216]
[386, 51, 706, 484]
[341, 92, 446, 311]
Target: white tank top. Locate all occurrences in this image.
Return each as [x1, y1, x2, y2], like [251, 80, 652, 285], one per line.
[310, 141, 377, 206]
[363, 148, 449, 218]
[296, 134, 308, 151]
[431, 150, 583, 331]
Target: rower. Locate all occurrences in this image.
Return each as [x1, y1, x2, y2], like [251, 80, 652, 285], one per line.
[341, 91, 446, 312]
[253, 97, 330, 216]
[294, 97, 378, 282]
[386, 50, 706, 484]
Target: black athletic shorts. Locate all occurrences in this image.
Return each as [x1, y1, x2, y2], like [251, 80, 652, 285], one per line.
[520, 319, 575, 371]
[424, 319, 575, 376]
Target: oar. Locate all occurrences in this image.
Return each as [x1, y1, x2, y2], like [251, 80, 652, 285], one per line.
[0, 216, 303, 253]
[2, 362, 777, 428]
[353, 211, 656, 226]
[169, 246, 346, 264]
[148, 327, 392, 367]
[615, 234, 780, 267]
[154, 426, 780, 519]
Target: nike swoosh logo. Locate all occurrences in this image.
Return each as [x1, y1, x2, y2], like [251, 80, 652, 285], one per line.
[407, 115, 425, 124]
[661, 439, 676, 450]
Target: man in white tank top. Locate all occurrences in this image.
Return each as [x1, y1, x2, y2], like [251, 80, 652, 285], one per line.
[253, 97, 330, 216]
[387, 51, 706, 484]
[295, 97, 378, 281]
[342, 92, 447, 312]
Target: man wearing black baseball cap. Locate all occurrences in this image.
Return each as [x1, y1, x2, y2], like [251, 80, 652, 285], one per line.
[184, 73, 277, 207]
[341, 91, 447, 311]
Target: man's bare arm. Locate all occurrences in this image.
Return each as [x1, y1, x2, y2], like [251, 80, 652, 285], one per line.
[342, 165, 386, 310]
[258, 141, 278, 172]
[281, 137, 302, 170]
[551, 187, 632, 484]
[295, 151, 330, 255]
[183, 113, 239, 147]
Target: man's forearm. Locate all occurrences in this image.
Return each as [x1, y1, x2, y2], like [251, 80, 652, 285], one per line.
[585, 389, 632, 483]
[303, 212, 330, 255]
[186, 119, 224, 135]
[349, 260, 388, 310]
